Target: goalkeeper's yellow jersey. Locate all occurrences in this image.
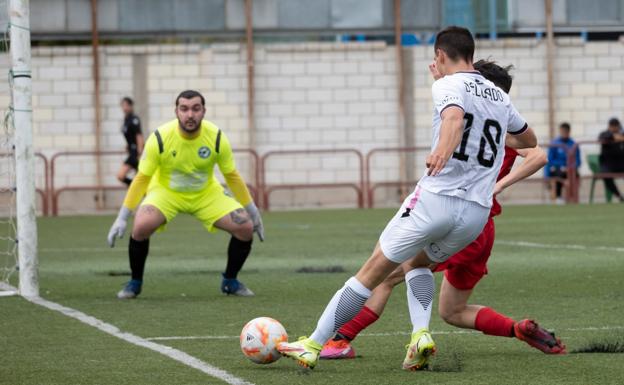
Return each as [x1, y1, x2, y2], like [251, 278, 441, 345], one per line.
[139, 119, 236, 194]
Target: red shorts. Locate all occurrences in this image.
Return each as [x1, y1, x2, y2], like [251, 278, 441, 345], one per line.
[433, 217, 495, 290]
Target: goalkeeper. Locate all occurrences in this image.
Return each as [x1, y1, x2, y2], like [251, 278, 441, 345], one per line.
[107, 90, 264, 299]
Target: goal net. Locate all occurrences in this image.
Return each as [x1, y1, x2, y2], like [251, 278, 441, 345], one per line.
[0, 0, 38, 297]
[0, 105, 18, 295]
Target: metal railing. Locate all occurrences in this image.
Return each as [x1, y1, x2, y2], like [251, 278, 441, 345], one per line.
[50, 150, 126, 216]
[0, 152, 50, 216]
[50, 149, 261, 216]
[365, 146, 430, 208]
[40, 142, 624, 215]
[260, 148, 365, 210]
[364, 144, 582, 208]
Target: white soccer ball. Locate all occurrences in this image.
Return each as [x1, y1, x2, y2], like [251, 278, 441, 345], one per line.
[240, 317, 288, 364]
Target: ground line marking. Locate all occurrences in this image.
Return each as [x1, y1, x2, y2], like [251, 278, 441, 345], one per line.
[40, 246, 165, 253]
[496, 240, 624, 253]
[0, 283, 253, 385]
[147, 325, 624, 341]
[41, 240, 624, 254]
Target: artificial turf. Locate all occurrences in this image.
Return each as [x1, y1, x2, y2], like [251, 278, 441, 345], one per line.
[2, 204, 623, 384]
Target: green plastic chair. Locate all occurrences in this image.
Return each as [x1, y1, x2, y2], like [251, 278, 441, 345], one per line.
[587, 154, 613, 203]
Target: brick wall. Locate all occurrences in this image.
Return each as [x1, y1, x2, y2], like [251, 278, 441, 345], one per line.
[0, 38, 622, 213]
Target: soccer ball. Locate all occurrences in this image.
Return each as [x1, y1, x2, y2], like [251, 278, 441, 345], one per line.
[240, 317, 288, 364]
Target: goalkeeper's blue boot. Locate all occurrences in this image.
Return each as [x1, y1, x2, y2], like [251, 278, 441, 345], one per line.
[221, 274, 255, 296]
[117, 279, 142, 299]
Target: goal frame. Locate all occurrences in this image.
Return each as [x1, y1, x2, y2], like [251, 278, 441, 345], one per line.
[4, 0, 38, 297]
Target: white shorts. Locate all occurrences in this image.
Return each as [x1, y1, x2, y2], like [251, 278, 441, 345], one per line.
[379, 187, 490, 264]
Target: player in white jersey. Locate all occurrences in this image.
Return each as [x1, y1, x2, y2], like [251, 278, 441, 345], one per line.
[277, 26, 538, 370]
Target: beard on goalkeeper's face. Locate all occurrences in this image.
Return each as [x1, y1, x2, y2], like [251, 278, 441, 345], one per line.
[178, 117, 202, 133]
[175, 96, 206, 134]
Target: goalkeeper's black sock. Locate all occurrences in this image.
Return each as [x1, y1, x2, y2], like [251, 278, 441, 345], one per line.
[129, 237, 149, 281]
[123, 177, 133, 186]
[224, 236, 252, 279]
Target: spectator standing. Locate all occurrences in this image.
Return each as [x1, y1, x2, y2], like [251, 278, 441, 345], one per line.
[547, 122, 580, 204]
[598, 118, 624, 202]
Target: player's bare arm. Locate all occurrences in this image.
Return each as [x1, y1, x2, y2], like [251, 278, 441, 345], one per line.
[426, 106, 465, 176]
[505, 126, 537, 149]
[613, 132, 624, 142]
[493, 146, 547, 195]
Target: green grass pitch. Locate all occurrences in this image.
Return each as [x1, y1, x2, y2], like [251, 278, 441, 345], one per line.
[2, 204, 624, 385]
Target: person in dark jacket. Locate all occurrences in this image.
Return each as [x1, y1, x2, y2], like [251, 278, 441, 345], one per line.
[117, 97, 144, 186]
[598, 118, 624, 202]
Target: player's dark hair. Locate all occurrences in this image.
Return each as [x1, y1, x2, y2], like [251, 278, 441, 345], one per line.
[121, 97, 134, 106]
[176, 90, 205, 106]
[608, 117, 621, 128]
[473, 59, 513, 93]
[434, 26, 475, 63]
[559, 122, 571, 132]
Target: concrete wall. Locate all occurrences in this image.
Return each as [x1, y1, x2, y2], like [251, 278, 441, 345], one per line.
[0, 37, 622, 213]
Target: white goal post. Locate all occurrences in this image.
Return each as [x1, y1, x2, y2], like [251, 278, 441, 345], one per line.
[1, 0, 38, 297]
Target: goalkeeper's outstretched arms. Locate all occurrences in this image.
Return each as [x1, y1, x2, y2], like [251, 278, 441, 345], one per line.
[217, 130, 264, 241]
[107, 172, 151, 247]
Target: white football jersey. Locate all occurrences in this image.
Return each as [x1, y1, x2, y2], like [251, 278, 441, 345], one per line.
[418, 71, 527, 208]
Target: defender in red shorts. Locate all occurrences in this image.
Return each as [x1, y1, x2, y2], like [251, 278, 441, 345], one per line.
[320, 61, 566, 363]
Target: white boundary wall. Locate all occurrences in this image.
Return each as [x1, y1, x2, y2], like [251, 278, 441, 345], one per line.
[0, 38, 622, 211]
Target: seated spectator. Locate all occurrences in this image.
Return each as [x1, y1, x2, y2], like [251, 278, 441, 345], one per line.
[547, 122, 580, 204]
[598, 117, 624, 202]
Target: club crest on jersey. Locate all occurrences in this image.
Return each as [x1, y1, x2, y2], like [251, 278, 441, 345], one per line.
[198, 146, 211, 159]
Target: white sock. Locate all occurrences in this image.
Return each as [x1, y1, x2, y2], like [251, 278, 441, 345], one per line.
[405, 268, 435, 333]
[309, 277, 372, 346]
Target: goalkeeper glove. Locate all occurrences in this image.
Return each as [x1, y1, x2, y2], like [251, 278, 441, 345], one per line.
[244, 202, 265, 242]
[107, 206, 131, 247]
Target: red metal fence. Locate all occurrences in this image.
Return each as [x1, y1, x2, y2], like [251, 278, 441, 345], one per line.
[260, 148, 365, 210]
[50, 149, 261, 216]
[0, 152, 50, 216]
[230, 148, 261, 204]
[365, 146, 429, 208]
[363, 143, 596, 208]
[5, 141, 619, 216]
[50, 150, 126, 216]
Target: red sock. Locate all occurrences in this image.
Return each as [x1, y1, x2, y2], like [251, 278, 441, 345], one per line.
[474, 307, 516, 337]
[337, 306, 380, 341]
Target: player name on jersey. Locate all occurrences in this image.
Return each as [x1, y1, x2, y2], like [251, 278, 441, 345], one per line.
[463, 80, 505, 102]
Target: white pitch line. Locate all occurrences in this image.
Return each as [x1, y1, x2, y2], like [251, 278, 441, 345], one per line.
[41, 240, 624, 254]
[0, 283, 253, 385]
[565, 326, 624, 332]
[39, 239, 624, 253]
[39, 246, 164, 253]
[496, 240, 624, 253]
[147, 325, 624, 341]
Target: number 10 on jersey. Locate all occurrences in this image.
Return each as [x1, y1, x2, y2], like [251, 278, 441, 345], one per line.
[452, 113, 503, 168]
